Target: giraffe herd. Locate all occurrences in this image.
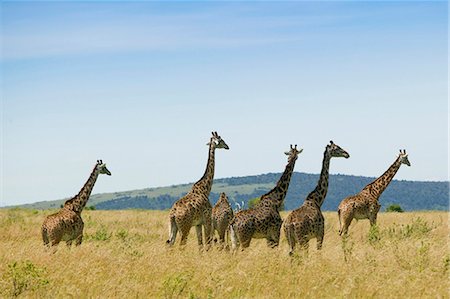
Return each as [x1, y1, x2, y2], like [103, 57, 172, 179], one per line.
[41, 132, 411, 255]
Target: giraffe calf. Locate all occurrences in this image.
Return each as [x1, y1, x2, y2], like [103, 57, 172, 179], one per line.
[211, 192, 233, 249]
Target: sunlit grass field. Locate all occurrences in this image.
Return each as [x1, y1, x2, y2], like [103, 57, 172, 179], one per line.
[0, 209, 448, 298]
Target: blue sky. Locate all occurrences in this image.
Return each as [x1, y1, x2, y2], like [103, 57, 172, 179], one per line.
[1, 1, 448, 206]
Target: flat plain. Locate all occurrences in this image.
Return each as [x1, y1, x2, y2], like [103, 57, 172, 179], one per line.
[0, 209, 448, 298]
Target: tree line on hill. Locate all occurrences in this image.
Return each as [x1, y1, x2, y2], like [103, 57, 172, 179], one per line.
[94, 172, 448, 211]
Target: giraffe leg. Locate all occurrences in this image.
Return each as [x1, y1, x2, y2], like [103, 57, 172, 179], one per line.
[50, 237, 61, 249]
[224, 228, 230, 251]
[266, 225, 281, 248]
[340, 212, 353, 236]
[316, 224, 324, 250]
[217, 228, 226, 250]
[179, 226, 191, 246]
[196, 225, 203, 246]
[284, 224, 296, 256]
[241, 237, 251, 250]
[369, 214, 378, 226]
[42, 227, 50, 247]
[203, 215, 213, 247]
[229, 224, 240, 252]
[75, 234, 83, 246]
[299, 236, 309, 251]
[369, 203, 381, 226]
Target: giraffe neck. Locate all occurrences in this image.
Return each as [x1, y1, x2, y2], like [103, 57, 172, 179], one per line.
[64, 166, 99, 213]
[363, 157, 402, 199]
[192, 143, 216, 197]
[259, 157, 297, 209]
[306, 149, 331, 207]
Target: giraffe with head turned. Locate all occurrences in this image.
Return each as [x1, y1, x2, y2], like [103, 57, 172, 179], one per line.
[166, 132, 229, 248]
[284, 141, 349, 255]
[212, 192, 233, 249]
[338, 149, 411, 236]
[42, 160, 111, 248]
[230, 144, 302, 251]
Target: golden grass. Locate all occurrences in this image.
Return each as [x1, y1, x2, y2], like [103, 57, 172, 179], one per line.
[0, 209, 448, 298]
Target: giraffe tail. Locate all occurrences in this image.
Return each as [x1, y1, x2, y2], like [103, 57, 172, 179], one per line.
[166, 216, 178, 245]
[337, 208, 342, 236]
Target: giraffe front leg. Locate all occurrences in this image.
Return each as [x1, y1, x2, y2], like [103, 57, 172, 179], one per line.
[369, 203, 381, 226]
[369, 214, 378, 226]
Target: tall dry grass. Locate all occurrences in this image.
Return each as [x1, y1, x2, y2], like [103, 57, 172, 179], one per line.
[0, 209, 448, 298]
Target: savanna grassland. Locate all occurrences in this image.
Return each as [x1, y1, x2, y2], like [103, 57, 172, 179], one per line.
[0, 209, 448, 298]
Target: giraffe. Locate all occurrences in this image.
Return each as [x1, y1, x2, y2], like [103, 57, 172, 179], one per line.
[166, 132, 229, 247]
[41, 160, 111, 248]
[229, 144, 302, 251]
[212, 192, 233, 249]
[337, 149, 411, 236]
[284, 141, 349, 255]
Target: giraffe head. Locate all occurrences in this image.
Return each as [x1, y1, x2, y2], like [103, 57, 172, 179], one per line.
[208, 131, 229, 150]
[95, 160, 112, 175]
[326, 141, 350, 159]
[398, 149, 411, 166]
[284, 144, 303, 163]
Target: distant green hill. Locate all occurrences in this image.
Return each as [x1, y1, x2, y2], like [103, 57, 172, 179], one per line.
[12, 172, 449, 211]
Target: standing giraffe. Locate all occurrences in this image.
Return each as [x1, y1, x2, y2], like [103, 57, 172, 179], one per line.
[212, 192, 233, 249]
[230, 144, 302, 251]
[42, 160, 111, 248]
[166, 132, 229, 247]
[284, 141, 349, 255]
[338, 149, 411, 236]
